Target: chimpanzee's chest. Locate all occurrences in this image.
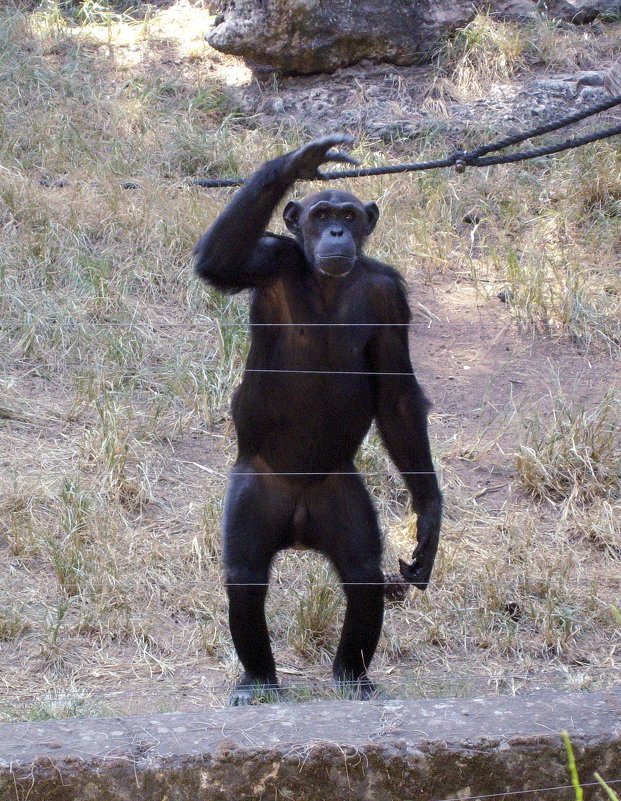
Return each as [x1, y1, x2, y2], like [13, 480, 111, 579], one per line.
[253, 273, 378, 368]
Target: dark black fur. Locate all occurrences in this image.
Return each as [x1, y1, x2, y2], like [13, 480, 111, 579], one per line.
[194, 137, 442, 705]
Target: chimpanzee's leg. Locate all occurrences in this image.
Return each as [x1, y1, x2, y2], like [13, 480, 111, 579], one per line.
[305, 469, 385, 698]
[223, 460, 295, 706]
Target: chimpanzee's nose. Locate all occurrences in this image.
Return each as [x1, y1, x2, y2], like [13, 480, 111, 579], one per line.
[330, 227, 343, 237]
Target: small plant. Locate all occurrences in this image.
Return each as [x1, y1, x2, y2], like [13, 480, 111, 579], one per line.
[21, 689, 103, 722]
[290, 565, 340, 657]
[199, 497, 224, 561]
[572, 500, 621, 559]
[563, 729, 584, 801]
[501, 244, 621, 351]
[0, 607, 30, 641]
[191, 85, 237, 119]
[434, 14, 526, 99]
[563, 731, 620, 801]
[516, 390, 621, 503]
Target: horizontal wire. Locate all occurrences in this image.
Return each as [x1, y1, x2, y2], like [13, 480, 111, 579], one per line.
[0, 315, 589, 330]
[1, 666, 619, 702]
[179, 579, 620, 586]
[0, 318, 590, 330]
[0, 461, 562, 478]
[3, 578, 611, 591]
[430, 778, 621, 801]
[0, 363, 528, 376]
[1, 458, 437, 477]
[3, 677, 613, 703]
[225, 471, 436, 475]
[188, 582, 454, 588]
[3, 321, 438, 328]
[4, 365, 615, 379]
[0, 366, 561, 377]
[243, 368, 423, 375]
[2, 576, 614, 587]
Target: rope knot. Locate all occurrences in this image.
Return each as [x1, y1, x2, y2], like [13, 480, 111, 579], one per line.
[452, 150, 467, 174]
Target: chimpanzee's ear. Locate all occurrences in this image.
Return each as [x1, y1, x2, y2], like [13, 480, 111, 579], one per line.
[364, 202, 379, 235]
[283, 200, 302, 235]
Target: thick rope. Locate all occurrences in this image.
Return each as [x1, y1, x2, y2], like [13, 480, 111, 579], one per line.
[192, 92, 621, 188]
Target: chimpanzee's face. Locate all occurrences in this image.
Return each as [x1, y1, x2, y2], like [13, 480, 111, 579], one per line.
[283, 190, 379, 277]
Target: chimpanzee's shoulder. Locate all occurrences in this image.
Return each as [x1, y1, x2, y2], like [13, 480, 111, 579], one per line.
[361, 256, 407, 291]
[261, 232, 303, 253]
[259, 232, 307, 271]
[360, 257, 411, 321]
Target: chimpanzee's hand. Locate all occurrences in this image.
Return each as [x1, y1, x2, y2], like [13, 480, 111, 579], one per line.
[398, 506, 441, 591]
[283, 135, 359, 182]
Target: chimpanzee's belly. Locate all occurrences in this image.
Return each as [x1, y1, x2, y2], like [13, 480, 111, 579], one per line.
[232, 368, 375, 475]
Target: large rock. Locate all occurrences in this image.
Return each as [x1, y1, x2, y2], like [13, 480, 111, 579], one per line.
[207, 0, 535, 75]
[208, 0, 621, 74]
[539, 0, 621, 23]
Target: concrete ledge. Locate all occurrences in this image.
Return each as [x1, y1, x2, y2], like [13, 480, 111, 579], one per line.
[1, 687, 620, 801]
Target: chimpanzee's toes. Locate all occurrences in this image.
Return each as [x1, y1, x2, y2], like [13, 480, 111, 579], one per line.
[228, 686, 254, 706]
[358, 680, 391, 700]
[334, 676, 390, 701]
[383, 572, 410, 603]
[228, 677, 284, 706]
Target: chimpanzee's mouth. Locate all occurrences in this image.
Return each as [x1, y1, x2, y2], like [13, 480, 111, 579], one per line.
[316, 255, 355, 277]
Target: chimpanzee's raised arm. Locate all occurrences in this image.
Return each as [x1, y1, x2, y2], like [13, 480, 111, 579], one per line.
[194, 136, 358, 293]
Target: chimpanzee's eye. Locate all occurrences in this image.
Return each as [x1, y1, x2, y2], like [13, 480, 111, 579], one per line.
[343, 211, 355, 221]
[316, 209, 329, 220]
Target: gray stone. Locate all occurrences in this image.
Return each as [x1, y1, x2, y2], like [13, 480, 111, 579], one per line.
[207, 1, 499, 75]
[266, 97, 285, 114]
[605, 56, 621, 94]
[1, 687, 620, 801]
[578, 85, 610, 102]
[537, 0, 621, 23]
[491, 0, 541, 19]
[576, 70, 607, 87]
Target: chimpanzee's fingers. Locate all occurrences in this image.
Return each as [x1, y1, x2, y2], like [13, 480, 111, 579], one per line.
[315, 151, 359, 179]
[302, 136, 355, 163]
[398, 557, 430, 591]
[309, 134, 355, 152]
[289, 135, 357, 180]
[324, 149, 360, 166]
[411, 540, 425, 559]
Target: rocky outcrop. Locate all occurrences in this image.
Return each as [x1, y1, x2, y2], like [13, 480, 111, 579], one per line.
[227, 62, 614, 142]
[207, 0, 621, 75]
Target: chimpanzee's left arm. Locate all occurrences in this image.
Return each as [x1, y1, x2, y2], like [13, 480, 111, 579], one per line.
[366, 273, 442, 590]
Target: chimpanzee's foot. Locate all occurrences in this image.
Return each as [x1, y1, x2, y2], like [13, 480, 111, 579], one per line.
[228, 673, 284, 706]
[333, 673, 389, 701]
[383, 572, 410, 603]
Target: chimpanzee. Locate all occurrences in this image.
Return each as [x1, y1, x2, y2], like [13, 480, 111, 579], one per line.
[194, 135, 442, 706]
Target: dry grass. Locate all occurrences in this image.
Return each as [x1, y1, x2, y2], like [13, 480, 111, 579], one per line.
[517, 389, 621, 503]
[0, 2, 619, 720]
[434, 11, 621, 94]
